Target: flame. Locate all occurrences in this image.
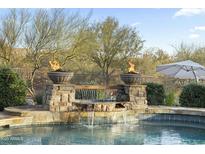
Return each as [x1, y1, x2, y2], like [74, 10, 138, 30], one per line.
[128, 61, 137, 73]
[49, 60, 61, 71]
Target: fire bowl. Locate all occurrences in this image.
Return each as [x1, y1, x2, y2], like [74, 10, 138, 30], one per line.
[120, 73, 141, 85]
[48, 71, 74, 84]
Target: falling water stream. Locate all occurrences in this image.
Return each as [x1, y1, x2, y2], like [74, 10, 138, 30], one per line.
[84, 111, 95, 129]
[88, 111, 95, 127]
[123, 110, 127, 125]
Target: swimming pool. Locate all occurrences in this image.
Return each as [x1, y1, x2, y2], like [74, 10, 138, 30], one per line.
[0, 121, 205, 145]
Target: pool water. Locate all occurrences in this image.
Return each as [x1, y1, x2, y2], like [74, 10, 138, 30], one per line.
[0, 121, 205, 145]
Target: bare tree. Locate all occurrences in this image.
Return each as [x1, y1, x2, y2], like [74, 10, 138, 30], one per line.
[0, 9, 30, 66]
[171, 42, 196, 61]
[172, 42, 205, 66]
[24, 9, 90, 96]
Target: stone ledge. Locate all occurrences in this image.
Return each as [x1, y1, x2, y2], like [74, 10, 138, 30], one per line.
[146, 106, 205, 116]
[0, 116, 32, 127]
[1, 105, 205, 128]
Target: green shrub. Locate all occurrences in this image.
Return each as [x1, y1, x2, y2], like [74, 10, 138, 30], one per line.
[165, 91, 176, 106]
[0, 67, 27, 111]
[96, 90, 107, 100]
[179, 83, 205, 108]
[145, 82, 165, 105]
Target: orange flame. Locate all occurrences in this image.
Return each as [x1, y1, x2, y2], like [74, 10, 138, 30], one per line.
[128, 61, 137, 73]
[49, 60, 61, 71]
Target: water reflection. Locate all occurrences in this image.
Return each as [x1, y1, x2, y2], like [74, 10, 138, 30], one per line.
[0, 122, 205, 145]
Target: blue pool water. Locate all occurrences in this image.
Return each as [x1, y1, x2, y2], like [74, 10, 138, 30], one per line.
[0, 121, 205, 145]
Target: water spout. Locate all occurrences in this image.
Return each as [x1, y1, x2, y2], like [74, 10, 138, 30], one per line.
[123, 110, 127, 125]
[84, 111, 95, 129]
[78, 111, 81, 124]
[88, 111, 95, 126]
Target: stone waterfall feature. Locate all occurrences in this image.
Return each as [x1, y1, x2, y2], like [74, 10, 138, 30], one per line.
[39, 80, 147, 124]
[44, 83, 147, 113]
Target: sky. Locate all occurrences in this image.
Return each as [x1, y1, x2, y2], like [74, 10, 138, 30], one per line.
[1, 8, 205, 55]
[69, 8, 205, 55]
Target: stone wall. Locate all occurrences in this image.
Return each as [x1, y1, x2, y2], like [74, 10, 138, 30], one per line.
[44, 84, 75, 112]
[44, 83, 147, 112]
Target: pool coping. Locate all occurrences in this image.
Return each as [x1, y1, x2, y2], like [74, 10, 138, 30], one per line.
[1, 105, 205, 128]
[146, 106, 205, 116]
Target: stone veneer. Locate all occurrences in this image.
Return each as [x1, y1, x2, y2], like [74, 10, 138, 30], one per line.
[3, 106, 205, 128]
[116, 84, 147, 110]
[44, 84, 75, 112]
[44, 83, 147, 112]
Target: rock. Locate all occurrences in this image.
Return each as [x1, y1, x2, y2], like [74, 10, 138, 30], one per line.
[26, 98, 35, 106]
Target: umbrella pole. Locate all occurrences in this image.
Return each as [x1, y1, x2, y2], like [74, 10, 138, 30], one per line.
[191, 66, 198, 83]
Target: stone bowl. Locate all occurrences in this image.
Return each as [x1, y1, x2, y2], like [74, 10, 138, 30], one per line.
[120, 73, 141, 85]
[48, 71, 74, 84]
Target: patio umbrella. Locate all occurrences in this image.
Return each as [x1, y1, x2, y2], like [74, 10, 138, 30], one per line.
[156, 60, 205, 82]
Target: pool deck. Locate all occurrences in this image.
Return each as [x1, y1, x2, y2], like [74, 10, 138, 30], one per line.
[1, 105, 205, 127]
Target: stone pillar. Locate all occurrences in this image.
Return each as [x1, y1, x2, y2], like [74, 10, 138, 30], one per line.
[44, 84, 75, 112]
[124, 85, 147, 109]
[116, 84, 147, 109]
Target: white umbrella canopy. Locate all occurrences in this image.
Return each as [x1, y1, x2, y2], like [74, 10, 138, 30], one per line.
[156, 60, 205, 81]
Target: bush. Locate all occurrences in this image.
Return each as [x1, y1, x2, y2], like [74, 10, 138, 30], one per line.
[165, 91, 176, 106]
[145, 82, 166, 105]
[179, 83, 205, 108]
[0, 67, 27, 111]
